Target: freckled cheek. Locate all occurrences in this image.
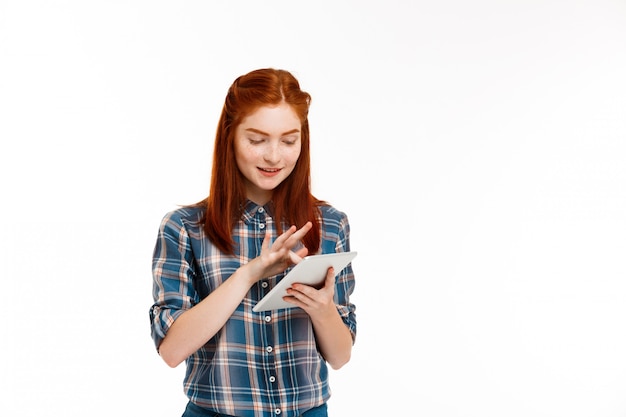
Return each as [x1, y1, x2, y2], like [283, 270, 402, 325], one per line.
[235, 149, 263, 171]
[242, 148, 264, 162]
[285, 148, 302, 165]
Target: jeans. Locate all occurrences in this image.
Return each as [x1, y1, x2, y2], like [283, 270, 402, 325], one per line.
[182, 401, 328, 417]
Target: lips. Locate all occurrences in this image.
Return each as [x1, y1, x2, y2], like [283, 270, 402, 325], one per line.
[258, 167, 281, 176]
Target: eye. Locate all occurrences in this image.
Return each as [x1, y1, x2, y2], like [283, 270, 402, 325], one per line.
[247, 137, 265, 144]
[282, 136, 299, 145]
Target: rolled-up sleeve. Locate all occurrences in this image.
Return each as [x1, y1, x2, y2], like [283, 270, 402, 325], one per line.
[320, 207, 357, 344]
[335, 214, 357, 343]
[149, 211, 199, 351]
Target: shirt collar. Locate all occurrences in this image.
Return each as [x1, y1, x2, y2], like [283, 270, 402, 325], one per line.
[241, 199, 274, 224]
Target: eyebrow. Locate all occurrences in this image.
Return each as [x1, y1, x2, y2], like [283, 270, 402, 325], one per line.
[245, 128, 300, 137]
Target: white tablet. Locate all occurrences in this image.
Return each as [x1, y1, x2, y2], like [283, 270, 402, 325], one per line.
[252, 251, 357, 312]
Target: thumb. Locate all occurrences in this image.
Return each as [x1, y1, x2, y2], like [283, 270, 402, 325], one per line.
[325, 267, 335, 287]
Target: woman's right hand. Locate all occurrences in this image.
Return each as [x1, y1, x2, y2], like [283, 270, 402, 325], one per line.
[248, 221, 313, 281]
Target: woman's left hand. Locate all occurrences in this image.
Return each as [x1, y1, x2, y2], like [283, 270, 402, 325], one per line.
[285, 265, 353, 369]
[283, 266, 336, 317]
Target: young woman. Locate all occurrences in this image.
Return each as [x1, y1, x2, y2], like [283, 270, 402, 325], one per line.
[149, 68, 356, 417]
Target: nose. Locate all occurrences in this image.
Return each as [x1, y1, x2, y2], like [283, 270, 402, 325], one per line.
[263, 142, 279, 164]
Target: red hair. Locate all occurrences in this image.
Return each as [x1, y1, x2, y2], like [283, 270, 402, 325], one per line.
[199, 68, 324, 255]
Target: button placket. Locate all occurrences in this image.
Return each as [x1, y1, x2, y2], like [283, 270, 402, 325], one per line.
[256, 205, 281, 416]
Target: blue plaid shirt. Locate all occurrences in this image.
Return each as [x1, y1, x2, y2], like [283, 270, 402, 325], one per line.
[150, 200, 356, 417]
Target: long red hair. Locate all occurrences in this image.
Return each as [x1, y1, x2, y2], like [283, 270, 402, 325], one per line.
[199, 68, 324, 255]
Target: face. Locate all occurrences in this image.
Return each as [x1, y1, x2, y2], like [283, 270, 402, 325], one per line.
[234, 102, 302, 205]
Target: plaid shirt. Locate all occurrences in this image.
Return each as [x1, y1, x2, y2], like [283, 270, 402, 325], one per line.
[150, 200, 356, 417]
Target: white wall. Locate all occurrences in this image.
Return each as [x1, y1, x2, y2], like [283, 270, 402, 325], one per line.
[2, 1, 625, 416]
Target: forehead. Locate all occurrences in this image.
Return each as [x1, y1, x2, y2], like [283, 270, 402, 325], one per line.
[238, 103, 301, 132]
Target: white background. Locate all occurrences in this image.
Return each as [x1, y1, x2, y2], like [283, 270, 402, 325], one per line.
[1, 1, 626, 416]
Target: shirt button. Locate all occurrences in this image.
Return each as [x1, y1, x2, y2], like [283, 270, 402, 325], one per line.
[258, 207, 265, 213]
[266, 346, 273, 353]
[261, 281, 268, 288]
[264, 315, 271, 323]
[259, 223, 265, 229]
[269, 376, 276, 383]
[274, 409, 281, 415]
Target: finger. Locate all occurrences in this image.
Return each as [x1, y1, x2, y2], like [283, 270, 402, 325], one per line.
[282, 294, 301, 307]
[288, 250, 304, 264]
[294, 246, 308, 259]
[272, 225, 297, 247]
[284, 287, 312, 304]
[282, 222, 313, 250]
[291, 222, 313, 240]
[261, 230, 272, 251]
[273, 222, 312, 252]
